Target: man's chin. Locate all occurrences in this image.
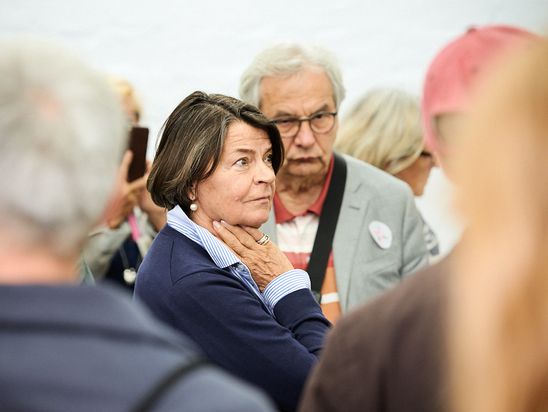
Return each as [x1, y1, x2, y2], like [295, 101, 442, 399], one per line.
[284, 162, 325, 178]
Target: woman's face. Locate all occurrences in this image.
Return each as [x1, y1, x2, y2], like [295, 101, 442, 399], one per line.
[191, 121, 276, 229]
[394, 151, 436, 196]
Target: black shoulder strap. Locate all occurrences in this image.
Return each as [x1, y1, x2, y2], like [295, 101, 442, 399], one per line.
[130, 356, 207, 412]
[307, 153, 347, 296]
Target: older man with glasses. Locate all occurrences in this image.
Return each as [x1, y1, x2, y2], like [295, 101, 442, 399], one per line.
[239, 43, 429, 324]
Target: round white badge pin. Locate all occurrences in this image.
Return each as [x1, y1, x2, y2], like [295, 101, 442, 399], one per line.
[368, 221, 392, 249]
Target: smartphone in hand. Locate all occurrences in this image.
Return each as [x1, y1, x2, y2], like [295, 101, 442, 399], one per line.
[127, 126, 149, 182]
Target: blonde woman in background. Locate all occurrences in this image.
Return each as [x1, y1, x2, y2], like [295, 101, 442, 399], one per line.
[336, 88, 439, 258]
[451, 38, 548, 412]
[108, 76, 142, 125]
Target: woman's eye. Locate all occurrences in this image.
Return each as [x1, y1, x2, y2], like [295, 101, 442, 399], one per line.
[264, 154, 273, 165]
[235, 158, 249, 167]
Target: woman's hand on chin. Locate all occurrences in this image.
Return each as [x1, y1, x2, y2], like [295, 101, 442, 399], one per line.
[213, 220, 293, 292]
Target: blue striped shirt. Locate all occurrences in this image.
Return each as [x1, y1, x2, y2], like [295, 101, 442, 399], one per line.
[167, 206, 310, 312]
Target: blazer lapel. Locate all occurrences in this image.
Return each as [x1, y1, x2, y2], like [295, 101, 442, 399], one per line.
[333, 164, 370, 311]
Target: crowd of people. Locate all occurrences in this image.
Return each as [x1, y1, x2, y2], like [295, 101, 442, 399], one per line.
[0, 23, 546, 412]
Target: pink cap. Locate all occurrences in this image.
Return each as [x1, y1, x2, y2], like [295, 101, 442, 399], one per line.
[422, 25, 536, 153]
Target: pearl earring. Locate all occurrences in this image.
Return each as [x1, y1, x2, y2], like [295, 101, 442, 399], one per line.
[190, 203, 198, 212]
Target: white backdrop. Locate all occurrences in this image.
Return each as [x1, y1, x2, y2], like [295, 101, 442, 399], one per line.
[2, 0, 546, 254]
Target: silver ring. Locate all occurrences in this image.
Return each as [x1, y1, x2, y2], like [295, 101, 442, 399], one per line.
[256, 233, 270, 246]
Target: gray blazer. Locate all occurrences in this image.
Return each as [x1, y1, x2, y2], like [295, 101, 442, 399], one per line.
[261, 153, 429, 312]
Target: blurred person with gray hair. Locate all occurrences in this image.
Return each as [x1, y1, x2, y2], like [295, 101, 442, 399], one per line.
[336, 88, 439, 259]
[240, 44, 429, 324]
[0, 37, 275, 412]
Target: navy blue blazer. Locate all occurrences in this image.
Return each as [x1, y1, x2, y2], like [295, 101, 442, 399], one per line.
[135, 225, 331, 412]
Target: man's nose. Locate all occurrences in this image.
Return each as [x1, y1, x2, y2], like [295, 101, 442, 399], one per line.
[293, 120, 316, 147]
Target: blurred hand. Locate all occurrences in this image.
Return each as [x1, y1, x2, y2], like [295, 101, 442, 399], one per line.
[213, 221, 293, 292]
[103, 150, 146, 229]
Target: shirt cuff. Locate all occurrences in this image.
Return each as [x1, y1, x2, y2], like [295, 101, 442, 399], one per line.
[263, 269, 311, 309]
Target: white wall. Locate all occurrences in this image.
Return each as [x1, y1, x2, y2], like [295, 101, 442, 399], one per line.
[2, 0, 546, 253]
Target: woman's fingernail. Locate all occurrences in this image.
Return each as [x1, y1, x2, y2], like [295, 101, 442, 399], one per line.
[220, 220, 227, 225]
[213, 221, 221, 229]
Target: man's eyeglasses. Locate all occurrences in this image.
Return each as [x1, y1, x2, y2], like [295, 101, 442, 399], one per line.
[272, 111, 338, 138]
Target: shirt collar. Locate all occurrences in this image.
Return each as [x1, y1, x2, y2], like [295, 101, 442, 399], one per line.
[167, 205, 240, 269]
[274, 154, 335, 224]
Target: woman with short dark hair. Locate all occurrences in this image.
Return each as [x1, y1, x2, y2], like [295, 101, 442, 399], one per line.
[135, 91, 330, 412]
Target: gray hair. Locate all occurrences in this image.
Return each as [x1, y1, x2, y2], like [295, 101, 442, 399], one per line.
[0, 38, 127, 257]
[335, 88, 423, 175]
[239, 43, 346, 109]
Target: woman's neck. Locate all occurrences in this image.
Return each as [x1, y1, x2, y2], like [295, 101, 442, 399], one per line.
[190, 211, 219, 238]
